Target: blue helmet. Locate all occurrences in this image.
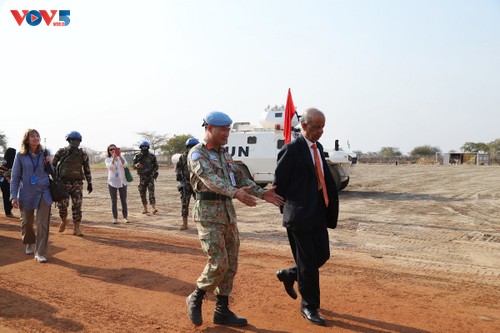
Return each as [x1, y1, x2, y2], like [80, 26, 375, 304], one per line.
[202, 111, 232, 127]
[186, 137, 199, 148]
[66, 131, 82, 141]
[139, 140, 150, 148]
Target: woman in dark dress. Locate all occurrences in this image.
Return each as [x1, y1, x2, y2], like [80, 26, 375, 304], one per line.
[1, 147, 16, 218]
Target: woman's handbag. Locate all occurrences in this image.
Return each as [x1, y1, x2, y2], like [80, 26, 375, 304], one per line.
[43, 150, 68, 202]
[124, 166, 133, 182]
[49, 177, 68, 202]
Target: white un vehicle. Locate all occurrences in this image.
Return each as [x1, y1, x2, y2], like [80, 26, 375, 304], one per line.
[225, 105, 356, 191]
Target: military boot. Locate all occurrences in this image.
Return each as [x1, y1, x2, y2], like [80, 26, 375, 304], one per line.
[180, 216, 188, 230]
[213, 295, 248, 327]
[142, 204, 148, 214]
[58, 217, 68, 233]
[151, 204, 158, 215]
[73, 222, 84, 236]
[186, 287, 206, 326]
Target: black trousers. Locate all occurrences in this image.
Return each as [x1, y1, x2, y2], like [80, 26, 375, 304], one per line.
[1, 180, 12, 215]
[285, 195, 330, 310]
[108, 185, 128, 219]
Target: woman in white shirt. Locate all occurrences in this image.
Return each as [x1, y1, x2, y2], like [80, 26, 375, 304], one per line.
[105, 144, 129, 224]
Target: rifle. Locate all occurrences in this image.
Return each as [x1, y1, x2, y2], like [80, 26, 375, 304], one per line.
[177, 174, 188, 198]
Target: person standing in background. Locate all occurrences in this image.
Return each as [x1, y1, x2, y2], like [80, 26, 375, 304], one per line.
[1, 147, 16, 218]
[10, 129, 53, 263]
[105, 144, 129, 224]
[175, 137, 199, 230]
[133, 141, 158, 215]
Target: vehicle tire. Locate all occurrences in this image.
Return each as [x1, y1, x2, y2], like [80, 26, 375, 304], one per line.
[339, 177, 349, 191]
[328, 165, 341, 191]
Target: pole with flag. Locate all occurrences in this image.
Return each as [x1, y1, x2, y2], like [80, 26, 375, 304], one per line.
[284, 88, 296, 144]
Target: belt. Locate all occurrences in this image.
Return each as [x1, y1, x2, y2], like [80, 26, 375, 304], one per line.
[196, 192, 231, 201]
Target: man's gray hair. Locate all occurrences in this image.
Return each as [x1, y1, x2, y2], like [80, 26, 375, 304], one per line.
[300, 108, 324, 124]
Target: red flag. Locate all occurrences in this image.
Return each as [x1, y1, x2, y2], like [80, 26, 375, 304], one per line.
[284, 88, 296, 144]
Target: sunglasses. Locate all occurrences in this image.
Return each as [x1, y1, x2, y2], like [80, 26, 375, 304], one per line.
[109, 148, 115, 151]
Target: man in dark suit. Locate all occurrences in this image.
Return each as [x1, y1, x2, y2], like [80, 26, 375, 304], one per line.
[273, 108, 339, 326]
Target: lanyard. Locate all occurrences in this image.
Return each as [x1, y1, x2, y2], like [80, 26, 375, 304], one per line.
[220, 150, 237, 186]
[29, 153, 41, 173]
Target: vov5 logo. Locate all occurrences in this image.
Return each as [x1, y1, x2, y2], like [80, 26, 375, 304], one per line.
[11, 10, 70, 26]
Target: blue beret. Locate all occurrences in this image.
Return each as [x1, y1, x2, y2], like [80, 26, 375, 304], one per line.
[203, 111, 232, 127]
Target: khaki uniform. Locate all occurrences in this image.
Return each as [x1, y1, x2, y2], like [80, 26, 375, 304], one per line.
[188, 140, 264, 295]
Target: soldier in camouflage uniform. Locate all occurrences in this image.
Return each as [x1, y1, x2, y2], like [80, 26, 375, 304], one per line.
[185, 112, 284, 327]
[132, 141, 159, 214]
[175, 137, 199, 230]
[52, 131, 93, 236]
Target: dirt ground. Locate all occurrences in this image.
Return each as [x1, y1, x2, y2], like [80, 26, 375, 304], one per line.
[1, 164, 499, 333]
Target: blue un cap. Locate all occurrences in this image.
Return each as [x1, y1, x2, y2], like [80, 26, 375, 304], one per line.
[202, 111, 232, 127]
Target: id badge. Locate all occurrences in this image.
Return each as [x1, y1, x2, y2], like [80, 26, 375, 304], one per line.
[229, 171, 236, 186]
[30, 176, 38, 185]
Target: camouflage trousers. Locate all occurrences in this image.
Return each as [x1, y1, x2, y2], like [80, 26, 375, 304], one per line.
[57, 180, 84, 223]
[180, 186, 194, 218]
[138, 176, 155, 205]
[195, 221, 239, 296]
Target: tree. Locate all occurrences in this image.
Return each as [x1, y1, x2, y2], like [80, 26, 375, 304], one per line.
[160, 134, 194, 157]
[461, 142, 476, 152]
[460, 141, 490, 153]
[379, 147, 402, 157]
[475, 142, 490, 153]
[81, 146, 100, 164]
[352, 150, 363, 157]
[488, 138, 500, 152]
[488, 138, 500, 164]
[136, 131, 168, 154]
[0, 131, 8, 152]
[365, 151, 379, 157]
[410, 145, 441, 156]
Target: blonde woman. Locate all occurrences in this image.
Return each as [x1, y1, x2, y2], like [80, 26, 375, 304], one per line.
[10, 129, 53, 263]
[105, 144, 129, 224]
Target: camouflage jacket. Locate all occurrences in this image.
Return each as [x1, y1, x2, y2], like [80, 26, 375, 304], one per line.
[133, 152, 158, 178]
[52, 147, 92, 183]
[175, 152, 190, 183]
[188, 140, 265, 224]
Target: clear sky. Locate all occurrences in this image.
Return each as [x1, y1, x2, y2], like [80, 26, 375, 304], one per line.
[1, 0, 499, 155]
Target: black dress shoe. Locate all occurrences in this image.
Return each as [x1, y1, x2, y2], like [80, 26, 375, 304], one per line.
[300, 307, 325, 326]
[276, 270, 297, 299]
